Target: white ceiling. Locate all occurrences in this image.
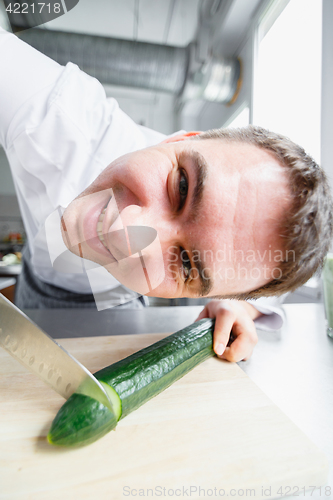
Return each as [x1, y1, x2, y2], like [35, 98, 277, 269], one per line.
[42, 0, 265, 134]
[45, 0, 265, 57]
[46, 0, 200, 46]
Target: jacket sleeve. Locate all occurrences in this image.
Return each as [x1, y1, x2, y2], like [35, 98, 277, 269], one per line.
[248, 295, 288, 331]
[0, 27, 62, 148]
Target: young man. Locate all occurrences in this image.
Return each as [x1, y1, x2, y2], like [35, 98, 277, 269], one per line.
[0, 28, 331, 362]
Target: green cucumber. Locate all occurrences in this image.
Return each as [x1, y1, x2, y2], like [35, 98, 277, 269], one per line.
[47, 318, 215, 447]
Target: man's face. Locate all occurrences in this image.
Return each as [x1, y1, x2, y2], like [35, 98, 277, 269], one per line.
[61, 136, 290, 299]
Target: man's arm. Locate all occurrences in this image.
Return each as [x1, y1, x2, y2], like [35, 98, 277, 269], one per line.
[0, 28, 62, 147]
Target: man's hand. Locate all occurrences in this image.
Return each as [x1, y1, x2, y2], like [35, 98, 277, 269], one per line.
[196, 300, 263, 362]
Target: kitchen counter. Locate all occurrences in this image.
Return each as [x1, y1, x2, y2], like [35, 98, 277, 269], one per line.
[0, 263, 22, 277]
[0, 277, 16, 289]
[24, 303, 333, 498]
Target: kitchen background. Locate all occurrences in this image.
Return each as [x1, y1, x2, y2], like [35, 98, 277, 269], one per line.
[0, 0, 331, 305]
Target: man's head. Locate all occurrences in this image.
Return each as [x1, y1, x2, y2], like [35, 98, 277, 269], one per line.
[61, 125, 332, 299]
[193, 126, 333, 299]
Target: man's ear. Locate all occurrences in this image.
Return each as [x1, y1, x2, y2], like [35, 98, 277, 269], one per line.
[160, 131, 203, 144]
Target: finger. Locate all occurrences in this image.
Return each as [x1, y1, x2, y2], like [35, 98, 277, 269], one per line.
[221, 339, 253, 362]
[195, 307, 208, 321]
[195, 302, 216, 321]
[212, 309, 235, 356]
[195, 308, 207, 321]
[220, 328, 258, 362]
[195, 300, 224, 321]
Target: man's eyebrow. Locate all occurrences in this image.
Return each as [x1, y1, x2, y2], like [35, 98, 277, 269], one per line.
[191, 254, 213, 296]
[179, 150, 213, 297]
[182, 150, 208, 224]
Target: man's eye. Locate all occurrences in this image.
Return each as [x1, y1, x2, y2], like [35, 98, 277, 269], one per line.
[180, 247, 191, 282]
[178, 169, 188, 210]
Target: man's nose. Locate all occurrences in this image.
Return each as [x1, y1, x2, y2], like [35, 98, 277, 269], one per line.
[118, 204, 144, 227]
[118, 204, 178, 251]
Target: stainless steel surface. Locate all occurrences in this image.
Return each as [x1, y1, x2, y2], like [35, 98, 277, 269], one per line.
[19, 29, 189, 94]
[0, 294, 113, 411]
[0, 277, 16, 290]
[0, 264, 22, 276]
[23, 305, 204, 338]
[182, 47, 241, 103]
[241, 303, 333, 498]
[18, 28, 240, 104]
[24, 302, 333, 496]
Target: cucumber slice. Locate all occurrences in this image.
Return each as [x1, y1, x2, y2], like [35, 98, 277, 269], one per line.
[47, 393, 118, 447]
[47, 318, 215, 447]
[99, 380, 122, 419]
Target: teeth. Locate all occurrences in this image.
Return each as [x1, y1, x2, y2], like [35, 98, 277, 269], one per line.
[96, 207, 108, 249]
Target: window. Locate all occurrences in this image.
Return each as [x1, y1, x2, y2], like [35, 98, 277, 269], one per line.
[226, 106, 250, 129]
[253, 0, 322, 163]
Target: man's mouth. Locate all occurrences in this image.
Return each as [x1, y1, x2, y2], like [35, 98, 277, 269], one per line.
[96, 207, 108, 249]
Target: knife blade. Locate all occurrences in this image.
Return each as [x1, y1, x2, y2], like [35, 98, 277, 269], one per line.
[0, 293, 114, 412]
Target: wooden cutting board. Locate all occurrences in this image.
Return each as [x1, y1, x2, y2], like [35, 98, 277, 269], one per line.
[0, 333, 328, 500]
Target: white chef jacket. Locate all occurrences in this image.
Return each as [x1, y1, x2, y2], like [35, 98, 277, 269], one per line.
[0, 27, 285, 328]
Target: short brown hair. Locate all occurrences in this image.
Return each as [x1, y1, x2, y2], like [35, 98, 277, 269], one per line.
[194, 125, 333, 299]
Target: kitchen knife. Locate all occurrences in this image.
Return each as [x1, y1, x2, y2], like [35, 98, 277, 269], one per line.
[0, 293, 114, 412]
